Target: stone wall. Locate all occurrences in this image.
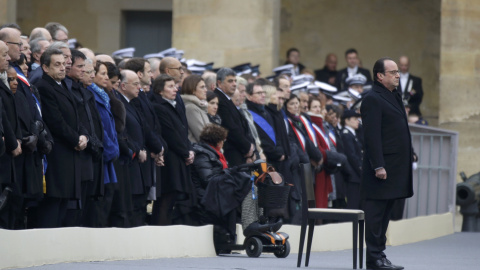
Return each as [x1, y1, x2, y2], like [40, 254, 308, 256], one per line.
[439, 0, 480, 181]
[172, 0, 281, 77]
[280, 0, 441, 119]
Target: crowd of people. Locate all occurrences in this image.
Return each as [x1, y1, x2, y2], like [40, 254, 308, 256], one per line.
[0, 21, 423, 231]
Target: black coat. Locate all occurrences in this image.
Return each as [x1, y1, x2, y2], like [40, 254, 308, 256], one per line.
[336, 67, 372, 92]
[131, 90, 166, 194]
[191, 143, 224, 201]
[150, 93, 194, 197]
[0, 98, 4, 156]
[360, 81, 414, 200]
[118, 93, 149, 195]
[398, 74, 423, 116]
[340, 128, 363, 184]
[69, 78, 105, 196]
[315, 66, 337, 86]
[0, 81, 21, 184]
[214, 88, 253, 166]
[36, 74, 86, 199]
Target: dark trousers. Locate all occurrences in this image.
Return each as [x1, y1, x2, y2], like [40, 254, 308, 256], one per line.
[130, 193, 148, 227]
[390, 199, 406, 220]
[346, 182, 362, 210]
[109, 161, 131, 227]
[36, 197, 69, 228]
[364, 198, 395, 263]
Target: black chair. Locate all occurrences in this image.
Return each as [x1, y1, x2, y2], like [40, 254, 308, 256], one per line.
[297, 163, 364, 269]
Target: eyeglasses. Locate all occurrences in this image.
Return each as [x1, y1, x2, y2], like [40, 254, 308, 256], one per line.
[85, 70, 96, 75]
[7, 77, 17, 82]
[168, 66, 183, 72]
[252, 91, 266, 95]
[6, 41, 22, 48]
[384, 70, 400, 75]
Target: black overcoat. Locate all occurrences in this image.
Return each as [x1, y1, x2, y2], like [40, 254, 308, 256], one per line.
[360, 81, 414, 200]
[0, 80, 21, 184]
[150, 93, 193, 197]
[36, 73, 85, 199]
[214, 88, 253, 166]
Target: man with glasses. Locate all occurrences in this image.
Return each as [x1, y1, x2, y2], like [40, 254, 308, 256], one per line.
[0, 27, 22, 62]
[361, 57, 413, 270]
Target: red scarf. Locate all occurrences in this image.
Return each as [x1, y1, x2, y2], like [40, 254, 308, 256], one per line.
[210, 144, 228, 169]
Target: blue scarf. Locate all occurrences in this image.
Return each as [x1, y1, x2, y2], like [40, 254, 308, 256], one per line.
[88, 83, 110, 109]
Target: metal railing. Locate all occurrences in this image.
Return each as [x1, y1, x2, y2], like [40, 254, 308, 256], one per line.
[403, 124, 459, 219]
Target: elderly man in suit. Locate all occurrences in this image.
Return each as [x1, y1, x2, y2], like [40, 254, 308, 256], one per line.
[360, 57, 413, 270]
[398, 56, 423, 116]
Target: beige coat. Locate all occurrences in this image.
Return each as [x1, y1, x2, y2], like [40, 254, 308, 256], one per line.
[181, 94, 210, 143]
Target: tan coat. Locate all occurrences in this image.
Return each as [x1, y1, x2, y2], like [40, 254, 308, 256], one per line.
[181, 94, 210, 143]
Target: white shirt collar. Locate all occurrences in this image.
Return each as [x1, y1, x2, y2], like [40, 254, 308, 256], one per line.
[347, 66, 358, 77]
[399, 72, 409, 92]
[216, 88, 231, 100]
[121, 93, 131, 103]
[345, 125, 356, 136]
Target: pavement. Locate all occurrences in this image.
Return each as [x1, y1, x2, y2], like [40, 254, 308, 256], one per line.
[17, 232, 480, 270]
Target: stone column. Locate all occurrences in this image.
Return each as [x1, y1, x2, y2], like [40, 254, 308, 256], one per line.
[0, 0, 17, 26]
[439, 0, 480, 179]
[172, 0, 281, 76]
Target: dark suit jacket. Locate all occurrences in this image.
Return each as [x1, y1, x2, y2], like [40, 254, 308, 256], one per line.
[360, 81, 414, 200]
[0, 81, 21, 184]
[315, 66, 337, 86]
[214, 88, 253, 166]
[336, 66, 372, 91]
[36, 73, 85, 199]
[398, 74, 423, 116]
[28, 66, 43, 85]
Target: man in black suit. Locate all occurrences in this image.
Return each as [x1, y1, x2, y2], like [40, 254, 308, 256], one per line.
[215, 68, 255, 167]
[35, 48, 89, 228]
[336, 48, 372, 92]
[361, 57, 414, 270]
[398, 56, 423, 116]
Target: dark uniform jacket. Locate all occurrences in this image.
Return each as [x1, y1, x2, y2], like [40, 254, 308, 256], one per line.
[341, 127, 363, 184]
[360, 81, 414, 200]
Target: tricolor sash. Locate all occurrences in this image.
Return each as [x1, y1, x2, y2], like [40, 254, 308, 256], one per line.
[288, 119, 306, 152]
[312, 123, 330, 150]
[300, 115, 318, 147]
[249, 110, 276, 145]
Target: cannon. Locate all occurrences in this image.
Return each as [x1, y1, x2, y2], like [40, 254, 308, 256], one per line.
[456, 172, 480, 232]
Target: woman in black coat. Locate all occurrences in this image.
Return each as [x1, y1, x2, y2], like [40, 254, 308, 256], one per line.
[150, 74, 196, 225]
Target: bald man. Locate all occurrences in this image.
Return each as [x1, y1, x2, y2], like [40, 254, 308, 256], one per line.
[397, 56, 423, 116]
[159, 56, 187, 129]
[96, 54, 115, 65]
[30, 27, 53, 43]
[0, 27, 22, 62]
[79, 48, 96, 66]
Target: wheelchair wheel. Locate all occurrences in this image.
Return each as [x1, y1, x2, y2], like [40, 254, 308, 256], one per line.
[274, 240, 290, 258]
[245, 237, 263, 257]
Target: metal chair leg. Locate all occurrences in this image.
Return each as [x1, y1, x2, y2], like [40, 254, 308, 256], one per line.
[297, 219, 308, 267]
[359, 219, 364, 269]
[353, 220, 358, 269]
[305, 218, 315, 267]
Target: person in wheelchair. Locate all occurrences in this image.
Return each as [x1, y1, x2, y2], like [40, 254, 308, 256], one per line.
[191, 124, 252, 247]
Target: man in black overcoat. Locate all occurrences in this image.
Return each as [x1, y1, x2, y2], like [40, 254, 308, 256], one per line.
[0, 40, 23, 228]
[360, 57, 413, 270]
[35, 48, 89, 228]
[214, 68, 255, 166]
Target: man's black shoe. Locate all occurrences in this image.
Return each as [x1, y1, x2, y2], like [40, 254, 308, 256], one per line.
[366, 258, 404, 270]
